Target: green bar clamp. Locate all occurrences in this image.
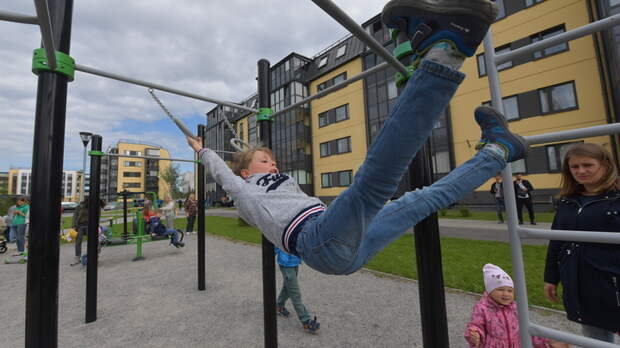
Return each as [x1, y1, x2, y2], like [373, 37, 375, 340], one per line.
[390, 28, 399, 41]
[395, 65, 415, 88]
[88, 150, 105, 156]
[393, 41, 413, 60]
[257, 108, 274, 122]
[31, 48, 75, 81]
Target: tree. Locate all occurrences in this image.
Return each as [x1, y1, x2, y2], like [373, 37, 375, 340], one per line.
[161, 164, 183, 199]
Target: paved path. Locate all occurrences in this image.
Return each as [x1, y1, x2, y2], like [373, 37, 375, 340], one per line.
[2, 234, 581, 348]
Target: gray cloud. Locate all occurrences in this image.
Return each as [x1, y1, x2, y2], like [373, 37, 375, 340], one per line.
[0, 0, 385, 171]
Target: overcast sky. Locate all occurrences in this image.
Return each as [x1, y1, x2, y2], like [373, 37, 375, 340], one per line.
[0, 0, 386, 174]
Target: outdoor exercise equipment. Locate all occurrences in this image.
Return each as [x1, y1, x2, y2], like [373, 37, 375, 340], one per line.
[5, 0, 620, 347]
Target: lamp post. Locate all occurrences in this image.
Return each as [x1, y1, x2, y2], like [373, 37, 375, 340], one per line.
[79, 131, 93, 202]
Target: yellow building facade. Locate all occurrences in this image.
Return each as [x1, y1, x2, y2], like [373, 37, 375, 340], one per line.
[454, 0, 616, 203]
[114, 141, 171, 200]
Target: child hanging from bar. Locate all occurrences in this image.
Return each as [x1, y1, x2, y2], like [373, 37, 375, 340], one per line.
[187, 0, 529, 276]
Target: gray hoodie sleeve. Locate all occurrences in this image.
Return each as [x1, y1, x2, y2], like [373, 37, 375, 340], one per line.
[197, 148, 246, 198]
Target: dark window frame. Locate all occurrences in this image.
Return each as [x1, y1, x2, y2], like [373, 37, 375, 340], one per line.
[319, 136, 352, 158]
[318, 103, 350, 128]
[537, 81, 578, 115]
[320, 170, 353, 188]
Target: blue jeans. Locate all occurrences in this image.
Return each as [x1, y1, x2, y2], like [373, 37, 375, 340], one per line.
[295, 60, 506, 275]
[156, 228, 180, 244]
[581, 324, 617, 343]
[15, 224, 26, 253]
[495, 198, 505, 222]
[9, 225, 17, 242]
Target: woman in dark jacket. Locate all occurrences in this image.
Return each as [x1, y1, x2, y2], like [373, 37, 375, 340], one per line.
[543, 143, 620, 343]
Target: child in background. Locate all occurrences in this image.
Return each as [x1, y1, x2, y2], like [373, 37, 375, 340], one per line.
[274, 247, 319, 334]
[465, 264, 569, 348]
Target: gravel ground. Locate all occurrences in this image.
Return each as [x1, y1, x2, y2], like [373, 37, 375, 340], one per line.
[2, 235, 581, 348]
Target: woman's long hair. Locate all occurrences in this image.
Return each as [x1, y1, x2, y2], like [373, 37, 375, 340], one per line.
[559, 143, 620, 196]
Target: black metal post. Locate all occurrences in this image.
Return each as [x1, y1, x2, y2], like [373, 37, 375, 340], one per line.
[25, 1, 73, 347]
[410, 144, 450, 348]
[122, 191, 128, 241]
[257, 59, 277, 348]
[86, 135, 102, 323]
[197, 125, 206, 291]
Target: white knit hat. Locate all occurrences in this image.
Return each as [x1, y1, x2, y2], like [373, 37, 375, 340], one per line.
[483, 263, 514, 293]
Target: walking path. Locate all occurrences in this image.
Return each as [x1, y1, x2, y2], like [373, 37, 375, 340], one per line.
[2, 234, 579, 348]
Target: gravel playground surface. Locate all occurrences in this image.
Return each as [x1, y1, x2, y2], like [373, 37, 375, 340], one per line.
[2, 235, 580, 348]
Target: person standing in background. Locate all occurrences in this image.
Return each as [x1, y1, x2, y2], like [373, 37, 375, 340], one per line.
[184, 193, 197, 234]
[490, 174, 505, 224]
[513, 173, 536, 225]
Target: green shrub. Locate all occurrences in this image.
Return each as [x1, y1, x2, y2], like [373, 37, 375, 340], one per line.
[439, 209, 448, 217]
[458, 205, 471, 217]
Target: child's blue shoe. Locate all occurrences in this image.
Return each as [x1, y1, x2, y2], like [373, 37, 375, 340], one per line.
[474, 106, 529, 162]
[382, 0, 498, 58]
[302, 316, 320, 334]
[276, 306, 290, 317]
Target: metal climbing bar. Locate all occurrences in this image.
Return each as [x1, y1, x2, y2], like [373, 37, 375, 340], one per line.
[310, 0, 410, 77]
[33, 0, 57, 70]
[97, 153, 200, 163]
[495, 13, 620, 65]
[74, 64, 260, 114]
[270, 62, 390, 119]
[525, 123, 620, 145]
[483, 12, 620, 348]
[0, 9, 39, 24]
[520, 227, 620, 244]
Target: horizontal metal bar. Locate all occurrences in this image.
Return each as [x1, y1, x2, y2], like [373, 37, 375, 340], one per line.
[310, 0, 409, 77]
[520, 227, 620, 244]
[33, 0, 57, 70]
[0, 9, 39, 24]
[530, 323, 619, 348]
[74, 64, 259, 114]
[496, 13, 620, 65]
[271, 62, 390, 119]
[98, 153, 197, 163]
[524, 122, 620, 145]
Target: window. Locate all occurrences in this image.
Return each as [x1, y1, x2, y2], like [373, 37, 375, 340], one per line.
[320, 137, 351, 157]
[525, 0, 544, 7]
[238, 122, 244, 141]
[145, 149, 160, 157]
[510, 159, 526, 174]
[124, 150, 141, 156]
[432, 151, 451, 174]
[336, 44, 347, 58]
[532, 26, 567, 59]
[318, 104, 349, 127]
[539, 82, 577, 113]
[547, 142, 580, 171]
[123, 182, 141, 188]
[317, 56, 328, 68]
[321, 170, 353, 188]
[495, 0, 506, 20]
[333, 72, 346, 85]
[476, 24, 566, 77]
[124, 161, 142, 167]
[317, 73, 347, 92]
[503, 96, 520, 120]
[123, 172, 141, 178]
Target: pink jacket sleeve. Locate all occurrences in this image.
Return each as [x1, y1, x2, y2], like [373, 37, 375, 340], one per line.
[464, 302, 487, 347]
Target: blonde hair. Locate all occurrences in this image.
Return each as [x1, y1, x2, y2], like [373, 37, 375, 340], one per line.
[232, 147, 274, 176]
[559, 143, 620, 196]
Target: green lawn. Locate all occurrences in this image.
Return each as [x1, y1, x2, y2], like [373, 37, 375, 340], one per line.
[202, 216, 562, 311]
[439, 208, 555, 223]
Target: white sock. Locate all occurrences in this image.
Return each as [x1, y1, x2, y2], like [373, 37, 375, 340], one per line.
[422, 42, 465, 70]
[483, 143, 507, 160]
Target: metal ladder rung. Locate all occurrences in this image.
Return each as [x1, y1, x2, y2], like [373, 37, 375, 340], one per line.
[530, 323, 620, 348]
[519, 227, 620, 244]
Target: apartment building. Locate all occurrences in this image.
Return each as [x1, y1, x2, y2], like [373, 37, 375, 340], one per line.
[100, 140, 172, 200]
[7, 169, 82, 201]
[204, 0, 619, 208]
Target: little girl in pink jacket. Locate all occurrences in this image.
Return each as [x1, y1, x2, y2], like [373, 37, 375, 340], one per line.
[464, 264, 569, 348]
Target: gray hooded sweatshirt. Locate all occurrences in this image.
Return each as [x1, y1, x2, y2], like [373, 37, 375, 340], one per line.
[198, 148, 324, 252]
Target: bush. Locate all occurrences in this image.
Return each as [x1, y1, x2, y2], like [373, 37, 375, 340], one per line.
[458, 205, 471, 217]
[439, 209, 447, 217]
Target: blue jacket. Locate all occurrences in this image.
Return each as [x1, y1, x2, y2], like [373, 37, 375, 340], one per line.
[275, 247, 301, 267]
[544, 190, 620, 331]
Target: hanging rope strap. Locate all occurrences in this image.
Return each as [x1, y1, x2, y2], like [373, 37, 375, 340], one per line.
[147, 88, 195, 138]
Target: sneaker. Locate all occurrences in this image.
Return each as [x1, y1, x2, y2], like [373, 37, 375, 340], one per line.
[531, 222, 537, 225]
[474, 106, 528, 162]
[302, 317, 320, 334]
[382, 0, 498, 59]
[174, 242, 185, 248]
[276, 306, 290, 317]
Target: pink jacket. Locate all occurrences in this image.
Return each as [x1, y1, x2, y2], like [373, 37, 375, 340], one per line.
[465, 293, 550, 348]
